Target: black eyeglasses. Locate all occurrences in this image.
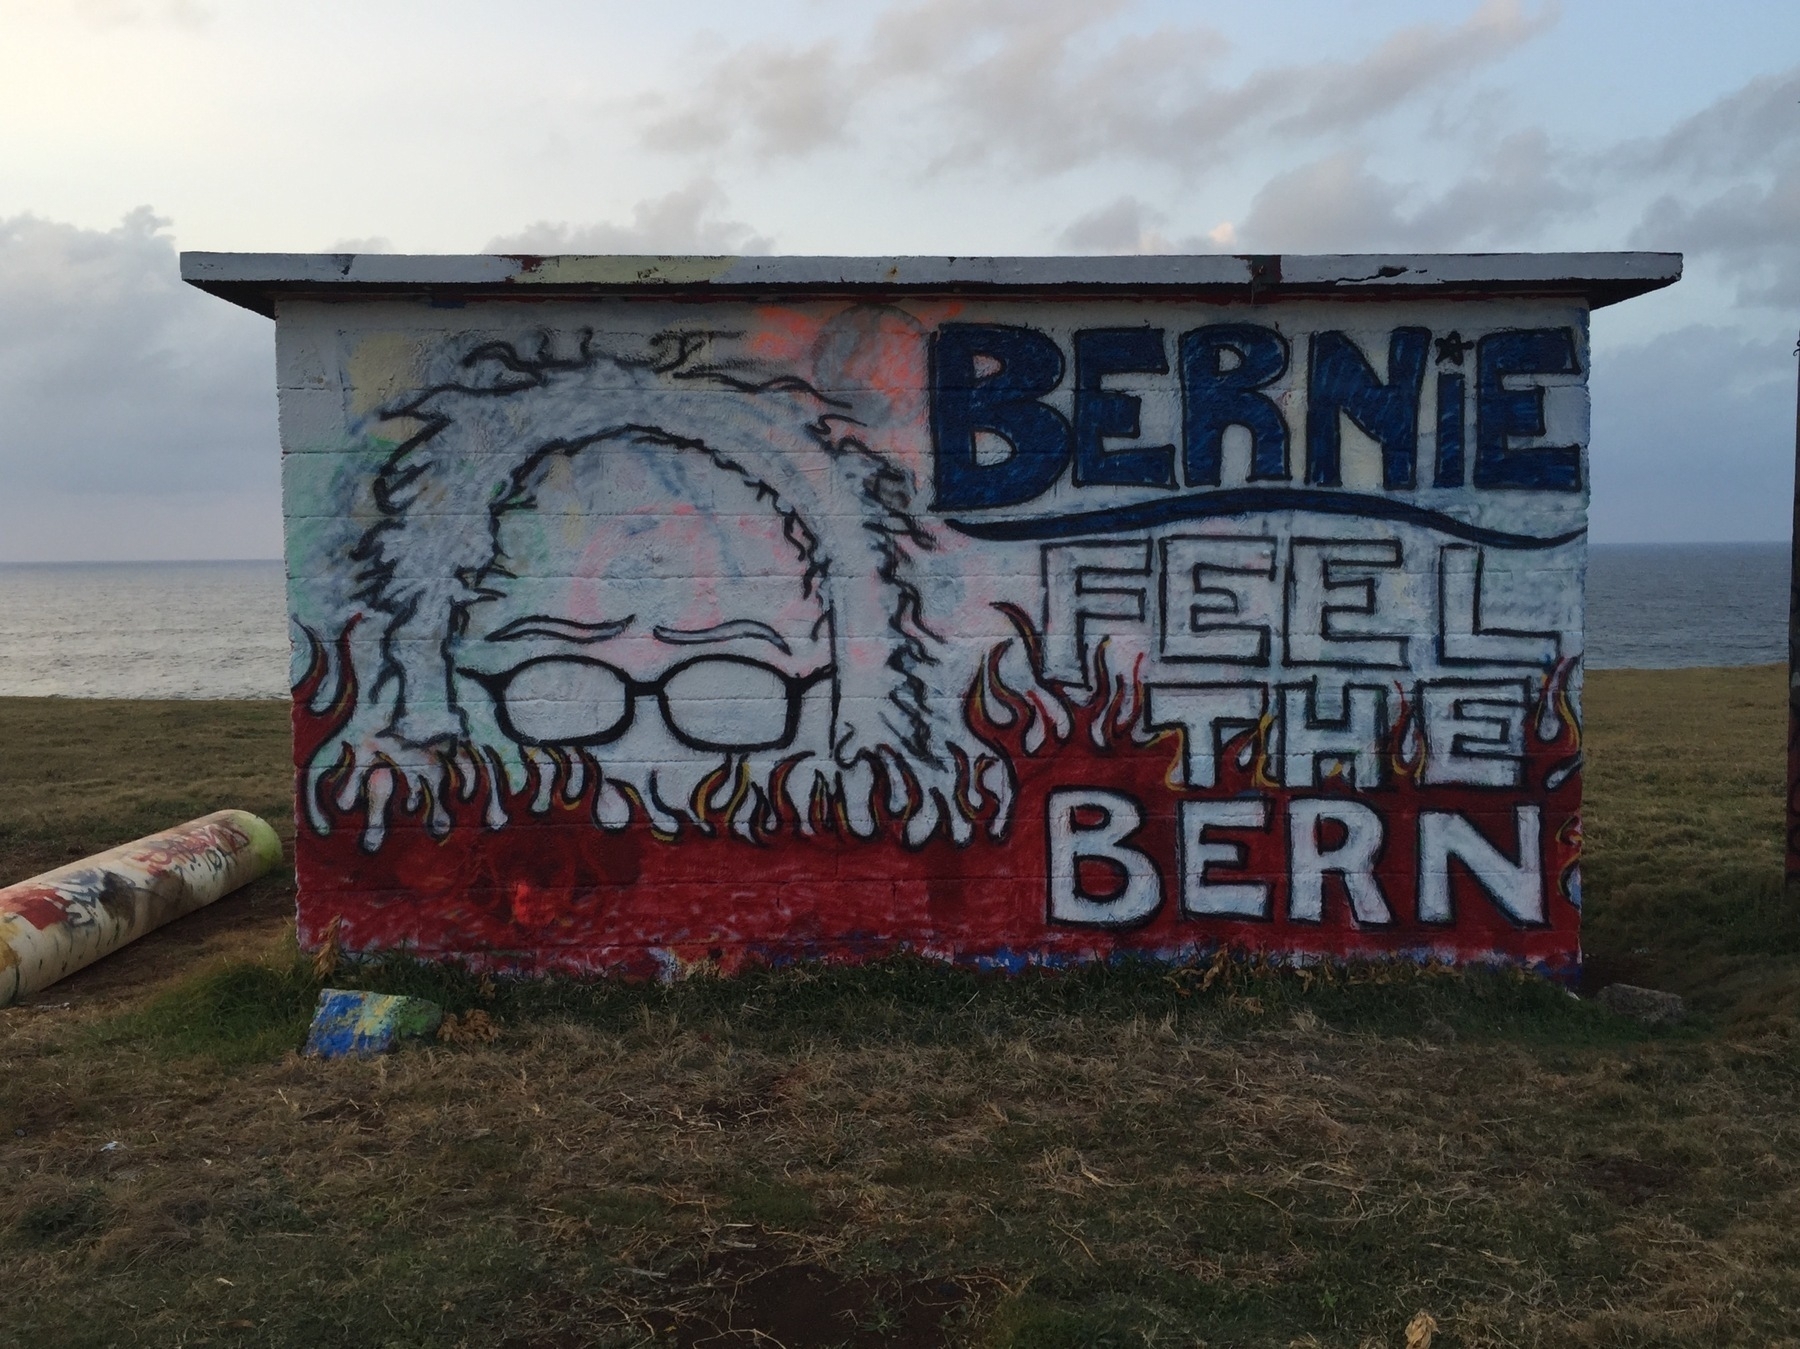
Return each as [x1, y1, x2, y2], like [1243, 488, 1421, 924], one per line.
[460, 654, 833, 753]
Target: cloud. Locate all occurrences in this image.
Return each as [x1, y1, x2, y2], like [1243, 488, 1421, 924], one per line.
[486, 180, 774, 255]
[1055, 196, 1171, 253]
[1274, 0, 1557, 137]
[1053, 195, 1234, 253]
[1234, 131, 1589, 251]
[900, 1, 1228, 176]
[1634, 172, 1800, 307]
[638, 0, 1138, 164]
[642, 40, 853, 160]
[64, 0, 212, 27]
[1405, 129, 1589, 242]
[1626, 65, 1800, 307]
[636, 0, 1557, 178]
[324, 235, 394, 254]
[1041, 56, 1788, 303]
[1630, 65, 1800, 180]
[1235, 152, 1414, 252]
[0, 208, 279, 559]
[1588, 324, 1795, 543]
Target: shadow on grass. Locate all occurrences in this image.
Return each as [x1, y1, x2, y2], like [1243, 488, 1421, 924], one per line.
[92, 946, 1656, 1064]
[350, 949, 1654, 1048]
[84, 952, 320, 1065]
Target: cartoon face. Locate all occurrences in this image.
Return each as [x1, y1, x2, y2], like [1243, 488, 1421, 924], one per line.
[451, 438, 837, 761]
[308, 332, 1008, 852]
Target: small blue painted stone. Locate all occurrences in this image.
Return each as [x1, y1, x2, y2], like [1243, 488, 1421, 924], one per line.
[303, 988, 444, 1059]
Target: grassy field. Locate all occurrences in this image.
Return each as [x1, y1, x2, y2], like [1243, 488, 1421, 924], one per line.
[1, 668, 1797, 1348]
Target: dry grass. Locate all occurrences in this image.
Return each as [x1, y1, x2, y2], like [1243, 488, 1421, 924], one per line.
[1, 672, 1798, 1348]
[1579, 666, 1800, 1020]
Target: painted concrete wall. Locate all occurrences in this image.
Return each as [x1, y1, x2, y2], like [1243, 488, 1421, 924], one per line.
[278, 295, 1588, 976]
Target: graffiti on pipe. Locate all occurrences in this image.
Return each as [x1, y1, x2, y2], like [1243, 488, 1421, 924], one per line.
[0, 810, 282, 1004]
[284, 302, 1587, 975]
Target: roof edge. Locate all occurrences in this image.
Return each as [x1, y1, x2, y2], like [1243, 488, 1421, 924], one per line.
[180, 251, 1683, 318]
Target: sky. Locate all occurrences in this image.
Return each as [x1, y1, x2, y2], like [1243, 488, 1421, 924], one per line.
[0, 0, 1796, 559]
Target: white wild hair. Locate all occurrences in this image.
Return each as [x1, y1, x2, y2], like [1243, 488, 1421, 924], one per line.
[302, 330, 1046, 852]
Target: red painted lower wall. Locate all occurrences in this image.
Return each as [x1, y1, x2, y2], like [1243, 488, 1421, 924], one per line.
[292, 632, 1582, 979]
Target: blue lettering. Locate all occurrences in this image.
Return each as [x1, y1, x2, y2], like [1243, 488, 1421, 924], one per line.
[1475, 329, 1581, 491]
[1073, 328, 1176, 489]
[1179, 325, 1290, 486]
[1305, 328, 1429, 489]
[927, 322, 1582, 515]
[1434, 371, 1465, 488]
[930, 323, 1073, 511]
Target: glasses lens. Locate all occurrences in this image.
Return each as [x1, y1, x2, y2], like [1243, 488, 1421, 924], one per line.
[492, 658, 631, 745]
[660, 658, 800, 751]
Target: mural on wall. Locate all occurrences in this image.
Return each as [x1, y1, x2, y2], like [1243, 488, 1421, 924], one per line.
[283, 298, 1588, 975]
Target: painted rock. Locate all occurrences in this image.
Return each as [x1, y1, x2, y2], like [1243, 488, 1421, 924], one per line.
[1595, 983, 1686, 1027]
[303, 988, 443, 1059]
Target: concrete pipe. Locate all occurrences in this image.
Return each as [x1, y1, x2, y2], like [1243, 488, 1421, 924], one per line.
[0, 810, 282, 1007]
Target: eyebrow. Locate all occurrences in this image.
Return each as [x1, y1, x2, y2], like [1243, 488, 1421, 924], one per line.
[652, 619, 792, 653]
[487, 614, 635, 643]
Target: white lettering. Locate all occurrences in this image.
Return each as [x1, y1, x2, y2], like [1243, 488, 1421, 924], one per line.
[1047, 788, 1163, 926]
[1437, 545, 1558, 667]
[1144, 683, 1266, 789]
[1284, 538, 1408, 667]
[1159, 535, 1277, 665]
[1420, 681, 1528, 788]
[1288, 799, 1392, 924]
[1042, 543, 1150, 684]
[1280, 681, 1387, 789]
[1417, 807, 1543, 924]
[1178, 797, 1271, 917]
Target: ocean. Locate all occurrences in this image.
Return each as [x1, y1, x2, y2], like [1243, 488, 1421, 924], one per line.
[1585, 543, 1789, 670]
[0, 544, 1789, 699]
[0, 560, 289, 699]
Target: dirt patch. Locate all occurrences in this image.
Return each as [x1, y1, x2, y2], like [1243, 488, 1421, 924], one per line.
[1579, 1154, 1683, 1206]
[646, 1248, 974, 1348]
[1575, 949, 1655, 997]
[297, 1097, 386, 1132]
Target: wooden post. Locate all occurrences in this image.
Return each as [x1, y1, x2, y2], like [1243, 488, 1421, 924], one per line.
[1789, 333, 1800, 887]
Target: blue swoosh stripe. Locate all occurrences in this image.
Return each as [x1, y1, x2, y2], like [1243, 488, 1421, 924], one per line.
[944, 488, 1586, 551]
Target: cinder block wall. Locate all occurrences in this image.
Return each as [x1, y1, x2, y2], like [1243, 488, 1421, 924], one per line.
[277, 294, 1589, 975]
